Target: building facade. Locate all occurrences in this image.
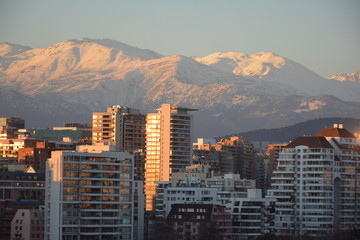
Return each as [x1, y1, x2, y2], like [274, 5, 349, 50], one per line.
[0, 166, 45, 239]
[214, 137, 256, 180]
[145, 104, 196, 211]
[193, 137, 256, 180]
[267, 124, 360, 238]
[45, 145, 144, 240]
[154, 178, 220, 219]
[11, 208, 45, 240]
[92, 106, 146, 180]
[17, 141, 56, 174]
[166, 204, 232, 240]
[92, 106, 146, 152]
[0, 117, 25, 130]
[229, 189, 275, 240]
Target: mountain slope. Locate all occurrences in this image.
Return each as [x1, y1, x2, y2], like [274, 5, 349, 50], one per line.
[0, 42, 32, 56]
[194, 94, 360, 137]
[331, 71, 360, 83]
[222, 118, 360, 143]
[0, 87, 92, 128]
[0, 38, 359, 137]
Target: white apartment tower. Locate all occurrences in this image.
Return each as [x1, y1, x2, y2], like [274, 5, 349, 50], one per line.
[268, 124, 360, 238]
[45, 145, 144, 240]
[144, 104, 196, 211]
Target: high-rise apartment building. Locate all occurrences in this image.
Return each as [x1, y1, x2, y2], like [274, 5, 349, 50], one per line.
[193, 137, 256, 179]
[267, 124, 360, 238]
[193, 138, 234, 174]
[45, 145, 144, 240]
[265, 143, 287, 191]
[144, 104, 196, 211]
[214, 137, 255, 180]
[92, 106, 146, 152]
[92, 106, 146, 180]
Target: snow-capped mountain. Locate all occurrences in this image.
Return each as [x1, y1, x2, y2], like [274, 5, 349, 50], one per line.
[0, 42, 32, 56]
[195, 51, 360, 101]
[331, 71, 360, 83]
[0, 38, 359, 137]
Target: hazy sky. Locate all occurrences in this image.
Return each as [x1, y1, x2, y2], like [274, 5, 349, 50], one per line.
[0, 0, 359, 77]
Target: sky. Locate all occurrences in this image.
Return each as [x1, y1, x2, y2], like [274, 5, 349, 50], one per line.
[0, 0, 359, 77]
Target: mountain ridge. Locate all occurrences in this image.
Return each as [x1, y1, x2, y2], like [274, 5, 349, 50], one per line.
[1, 38, 359, 137]
[220, 117, 360, 143]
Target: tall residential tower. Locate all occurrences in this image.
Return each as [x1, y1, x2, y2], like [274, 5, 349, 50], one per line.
[267, 124, 360, 237]
[92, 106, 146, 152]
[144, 104, 196, 211]
[45, 145, 144, 240]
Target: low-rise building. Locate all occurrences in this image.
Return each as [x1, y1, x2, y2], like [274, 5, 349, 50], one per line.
[11, 208, 44, 240]
[166, 204, 232, 240]
[0, 166, 45, 239]
[155, 178, 220, 219]
[229, 189, 275, 240]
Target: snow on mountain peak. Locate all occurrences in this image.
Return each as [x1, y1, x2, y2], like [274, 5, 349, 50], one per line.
[39, 38, 163, 61]
[331, 71, 360, 83]
[73, 38, 164, 60]
[0, 42, 32, 57]
[0, 38, 359, 102]
[194, 51, 286, 77]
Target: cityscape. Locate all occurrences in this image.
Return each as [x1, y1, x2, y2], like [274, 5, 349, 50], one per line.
[1, 1, 360, 240]
[0, 105, 359, 239]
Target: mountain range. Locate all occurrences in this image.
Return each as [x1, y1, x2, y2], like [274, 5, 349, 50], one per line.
[0, 38, 359, 137]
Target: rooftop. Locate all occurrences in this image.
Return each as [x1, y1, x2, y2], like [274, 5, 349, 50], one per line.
[315, 127, 356, 138]
[285, 136, 333, 149]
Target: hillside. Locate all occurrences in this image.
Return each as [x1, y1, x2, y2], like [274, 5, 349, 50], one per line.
[331, 71, 360, 83]
[223, 118, 360, 143]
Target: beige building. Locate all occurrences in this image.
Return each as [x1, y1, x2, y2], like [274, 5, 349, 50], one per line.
[92, 106, 146, 180]
[11, 208, 44, 240]
[45, 145, 144, 240]
[144, 104, 196, 211]
[170, 164, 211, 186]
[92, 106, 146, 152]
[265, 143, 287, 190]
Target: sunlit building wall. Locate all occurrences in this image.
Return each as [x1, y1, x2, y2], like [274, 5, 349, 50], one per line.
[144, 104, 196, 211]
[92, 106, 145, 152]
[92, 106, 146, 180]
[45, 145, 141, 240]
